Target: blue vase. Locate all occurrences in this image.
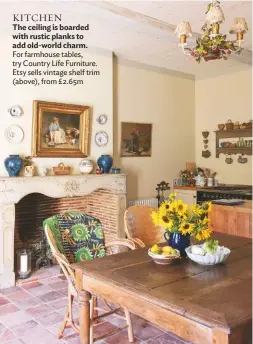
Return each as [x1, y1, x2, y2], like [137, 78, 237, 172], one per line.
[97, 155, 113, 174]
[4, 155, 23, 177]
[164, 232, 190, 257]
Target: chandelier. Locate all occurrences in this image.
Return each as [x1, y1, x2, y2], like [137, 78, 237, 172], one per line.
[174, 0, 248, 62]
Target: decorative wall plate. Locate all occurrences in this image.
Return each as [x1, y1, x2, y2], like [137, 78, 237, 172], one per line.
[8, 105, 23, 117]
[5, 125, 24, 144]
[95, 131, 108, 147]
[97, 114, 108, 125]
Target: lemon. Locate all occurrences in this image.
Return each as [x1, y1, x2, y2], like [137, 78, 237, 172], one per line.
[150, 244, 161, 254]
[162, 246, 172, 254]
[170, 248, 177, 255]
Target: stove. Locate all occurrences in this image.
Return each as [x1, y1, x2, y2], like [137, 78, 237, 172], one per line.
[197, 185, 252, 204]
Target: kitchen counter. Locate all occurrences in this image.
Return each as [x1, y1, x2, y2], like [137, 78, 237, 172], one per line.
[209, 200, 252, 238]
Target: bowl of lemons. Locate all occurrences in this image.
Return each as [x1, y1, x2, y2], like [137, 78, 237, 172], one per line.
[148, 244, 180, 265]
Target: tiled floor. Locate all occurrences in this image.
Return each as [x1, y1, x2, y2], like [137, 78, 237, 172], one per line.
[0, 267, 190, 344]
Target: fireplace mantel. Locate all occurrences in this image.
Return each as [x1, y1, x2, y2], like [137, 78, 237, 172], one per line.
[0, 174, 127, 288]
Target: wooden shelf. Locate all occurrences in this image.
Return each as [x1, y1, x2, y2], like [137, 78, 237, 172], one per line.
[217, 147, 252, 156]
[215, 128, 252, 157]
[215, 128, 252, 139]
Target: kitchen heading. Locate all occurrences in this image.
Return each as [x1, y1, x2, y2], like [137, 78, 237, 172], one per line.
[13, 14, 62, 22]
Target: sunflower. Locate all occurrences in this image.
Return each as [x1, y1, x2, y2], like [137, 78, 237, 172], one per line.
[179, 223, 194, 235]
[195, 228, 212, 241]
[202, 201, 212, 213]
[202, 216, 211, 226]
[151, 211, 160, 226]
[169, 192, 177, 200]
[191, 204, 204, 216]
[176, 200, 188, 216]
[160, 215, 171, 228]
[170, 201, 178, 213]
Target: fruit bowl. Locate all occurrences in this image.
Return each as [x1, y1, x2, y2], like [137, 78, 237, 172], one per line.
[185, 245, 231, 266]
[148, 249, 180, 265]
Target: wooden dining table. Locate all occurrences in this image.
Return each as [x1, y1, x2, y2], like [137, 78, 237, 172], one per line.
[73, 233, 252, 344]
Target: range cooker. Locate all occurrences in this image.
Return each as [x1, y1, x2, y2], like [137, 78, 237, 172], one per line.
[197, 185, 252, 204]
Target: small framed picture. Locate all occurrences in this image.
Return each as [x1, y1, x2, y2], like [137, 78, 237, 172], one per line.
[32, 100, 90, 158]
[121, 122, 152, 157]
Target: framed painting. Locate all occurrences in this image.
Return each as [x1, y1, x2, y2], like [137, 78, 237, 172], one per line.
[32, 100, 90, 158]
[121, 122, 152, 157]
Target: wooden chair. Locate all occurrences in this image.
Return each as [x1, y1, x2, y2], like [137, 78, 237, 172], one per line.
[44, 219, 135, 343]
[124, 205, 164, 247]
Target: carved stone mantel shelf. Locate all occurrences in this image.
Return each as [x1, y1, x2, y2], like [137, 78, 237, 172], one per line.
[0, 174, 127, 289]
[0, 174, 127, 203]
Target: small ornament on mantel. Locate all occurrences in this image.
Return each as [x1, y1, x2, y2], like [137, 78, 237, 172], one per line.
[24, 156, 35, 177]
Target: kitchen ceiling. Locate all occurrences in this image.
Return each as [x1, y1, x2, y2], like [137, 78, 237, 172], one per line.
[1, 0, 252, 78]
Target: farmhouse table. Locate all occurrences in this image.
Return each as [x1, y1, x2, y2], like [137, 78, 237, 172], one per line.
[73, 233, 252, 344]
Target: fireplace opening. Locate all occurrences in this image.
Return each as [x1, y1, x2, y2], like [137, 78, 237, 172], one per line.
[14, 189, 119, 274]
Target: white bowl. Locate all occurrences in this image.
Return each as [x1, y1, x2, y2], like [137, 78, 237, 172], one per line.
[148, 249, 180, 265]
[185, 245, 231, 265]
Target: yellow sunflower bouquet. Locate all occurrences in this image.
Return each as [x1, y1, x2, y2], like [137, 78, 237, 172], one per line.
[151, 193, 212, 241]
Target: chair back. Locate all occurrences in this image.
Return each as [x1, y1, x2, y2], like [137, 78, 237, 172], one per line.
[124, 206, 164, 246]
[43, 212, 105, 264]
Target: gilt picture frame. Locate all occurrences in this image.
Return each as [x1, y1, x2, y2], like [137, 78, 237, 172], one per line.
[32, 100, 90, 158]
[120, 122, 152, 157]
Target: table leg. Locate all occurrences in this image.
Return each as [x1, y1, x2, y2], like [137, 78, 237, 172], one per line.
[78, 290, 92, 344]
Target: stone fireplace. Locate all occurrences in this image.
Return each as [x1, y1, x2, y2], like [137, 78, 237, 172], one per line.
[0, 174, 126, 289]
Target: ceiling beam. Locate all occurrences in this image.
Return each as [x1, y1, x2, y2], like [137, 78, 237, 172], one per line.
[88, 1, 252, 65]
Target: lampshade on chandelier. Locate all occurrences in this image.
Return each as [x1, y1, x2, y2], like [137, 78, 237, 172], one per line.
[175, 0, 248, 62]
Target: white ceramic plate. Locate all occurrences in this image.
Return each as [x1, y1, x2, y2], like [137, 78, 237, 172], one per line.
[5, 125, 24, 144]
[97, 114, 108, 125]
[8, 105, 23, 117]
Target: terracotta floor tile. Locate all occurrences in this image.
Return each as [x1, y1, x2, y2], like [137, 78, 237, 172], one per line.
[132, 318, 165, 341]
[146, 333, 188, 344]
[58, 287, 68, 297]
[8, 291, 31, 302]
[0, 296, 9, 306]
[103, 329, 141, 344]
[37, 311, 63, 326]
[0, 310, 33, 327]
[0, 322, 5, 330]
[47, 297, 68, 310]
[47, 320, 75, 337]
[19, 325, 57, 344]
[25, 303, 53, 318]
[21, 281, 42, 290]
[14, 296, 42, 310]
[93, 321, 117, 338]
[40, 277, 64, 285]
[0, 286, 22, 296]
[0, 303, 20, 317]
[58, 275, 67, 281]
[49, 281, 68, 290]
[12, 319, 38, 337]
[27, 284, 53, 296]
[5, 339, 25, 344]
[63, 333, 81, 344]
[38, 291, 65, 303]
[0, 327, 16, 343]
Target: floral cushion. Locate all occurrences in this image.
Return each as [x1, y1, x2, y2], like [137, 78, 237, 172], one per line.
[43, 212, 105, 263]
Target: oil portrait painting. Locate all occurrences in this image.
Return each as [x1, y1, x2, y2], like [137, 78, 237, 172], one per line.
[121, 122, 152, 157]
[32, 101, 90, 158]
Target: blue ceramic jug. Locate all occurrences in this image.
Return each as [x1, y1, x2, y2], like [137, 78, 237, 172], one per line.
[4, 155, 23, 177]
[164, 232, 190, 257]
[97, 155, 113, 174]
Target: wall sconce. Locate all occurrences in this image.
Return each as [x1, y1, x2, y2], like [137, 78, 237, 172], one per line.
[16, 249, 32, 279]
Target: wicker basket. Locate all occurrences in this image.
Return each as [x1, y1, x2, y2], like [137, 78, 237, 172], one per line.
[246, 120, 252, 129]
[218, 124, 225, 130]
[240, 123, 247, 129]
[233, 121, 240, 130]
[53, 163, 71, 175]
[225, 120, 234, 130]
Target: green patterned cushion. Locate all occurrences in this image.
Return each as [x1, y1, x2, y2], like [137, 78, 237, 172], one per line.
[43, 212, 105, 263]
